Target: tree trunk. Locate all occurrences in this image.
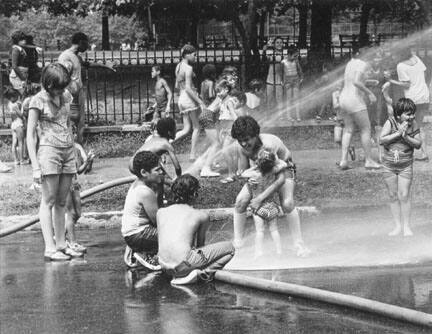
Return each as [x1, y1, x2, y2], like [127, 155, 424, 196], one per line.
[359, 1, 372, 47]
[102, 14, 110, 50]
[308, 0, 332, 72]
[232, 0, 261, 84]
[258, 11, 266, 48]
[189, 15, 199, 46]
[297, 0, 309, 48]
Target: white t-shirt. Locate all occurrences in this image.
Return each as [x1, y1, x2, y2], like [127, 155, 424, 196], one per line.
[397, 56, 430, 104]
[339, 58, 368, 113]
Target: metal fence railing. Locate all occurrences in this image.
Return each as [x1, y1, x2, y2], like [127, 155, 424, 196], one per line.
[1, 36, 431, 127]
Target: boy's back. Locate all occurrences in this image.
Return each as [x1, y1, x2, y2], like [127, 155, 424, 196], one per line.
[157, 204, 208, 266]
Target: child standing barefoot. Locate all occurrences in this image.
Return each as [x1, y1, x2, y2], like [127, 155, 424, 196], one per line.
[281, 46, 303, 121]
[242, 149, 285, 258]
[380, 98, 421, 237]
[150, 65, 172, 122]
[65, 138, 94, 253]
[27, 63, 83, 261]
[4, 87, 26, 165]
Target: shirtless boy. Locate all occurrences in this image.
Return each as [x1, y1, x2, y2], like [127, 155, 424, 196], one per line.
[129, 118, 182, 178]
[122, 151, 163, 270]
[230, 116, 309, 256]
[150, 65, 172, 121]
[157, 174, 235, 285]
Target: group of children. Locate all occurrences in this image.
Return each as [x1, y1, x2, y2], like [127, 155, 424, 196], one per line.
[121, 116, 307, 284]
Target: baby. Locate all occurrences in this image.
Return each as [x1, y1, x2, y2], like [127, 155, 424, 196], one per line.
[242, 149, 287, 258]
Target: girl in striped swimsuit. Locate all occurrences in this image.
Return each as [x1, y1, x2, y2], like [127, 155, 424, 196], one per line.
[380, 98, 422, 237]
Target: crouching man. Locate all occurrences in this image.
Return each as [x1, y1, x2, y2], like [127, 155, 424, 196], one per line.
[157, 174, 235, 285]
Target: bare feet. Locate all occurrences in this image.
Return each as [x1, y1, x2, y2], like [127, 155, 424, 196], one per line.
[294, 242, 311, 257]
[403, 226, 413, 237]
[388, 226, 402, 236]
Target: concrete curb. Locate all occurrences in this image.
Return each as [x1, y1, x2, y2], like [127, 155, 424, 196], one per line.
[0, 206, 320, 233]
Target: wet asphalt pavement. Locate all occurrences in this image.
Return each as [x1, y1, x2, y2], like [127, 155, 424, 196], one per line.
[1, 227, 432, 334]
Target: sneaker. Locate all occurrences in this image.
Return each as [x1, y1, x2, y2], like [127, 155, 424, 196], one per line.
[133, 252, 162, 271]
[124, 246, 138, 268]
[14, 160, 20, 166]
[20, 159, 30, 165]
[0, 162, 11, 173]
[200, 167, 220, 177]
[44, 250, 71, 261]
[67, 240, 87, 253]
[61, 247, 84, 258]
[171, 269, 201, 285]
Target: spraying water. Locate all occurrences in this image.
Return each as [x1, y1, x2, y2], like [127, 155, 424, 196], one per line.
[182, 26, 432, 270]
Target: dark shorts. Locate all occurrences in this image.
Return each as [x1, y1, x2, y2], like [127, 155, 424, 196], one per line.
[124, 226, 158, 253]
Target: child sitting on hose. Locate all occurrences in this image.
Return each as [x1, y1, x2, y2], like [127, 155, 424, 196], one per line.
[122, 151, 164, 270]
[241, 149, 286, 258]
[129, 117, 182, 205]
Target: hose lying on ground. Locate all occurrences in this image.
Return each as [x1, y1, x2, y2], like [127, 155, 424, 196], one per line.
[214, 270, 432, 328]
[0, 176, 136, 238]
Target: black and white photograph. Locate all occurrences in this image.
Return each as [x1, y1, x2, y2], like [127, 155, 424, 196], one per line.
[1, 0, 432, 333]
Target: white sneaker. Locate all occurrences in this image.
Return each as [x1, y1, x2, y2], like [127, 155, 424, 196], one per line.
[67, 240, 87, 253]
[171, 269, 201, 285]
[0, 162, 11, 173]
[200, 168, 220, 177]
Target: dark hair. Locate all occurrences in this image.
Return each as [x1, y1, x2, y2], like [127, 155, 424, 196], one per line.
[4, 86, 20, 100]
[273, 36, 283, 44]
[152, 65, 161, 72]
[231, 116, 260, 140]
[171, 174, 200, 204]
[287, 45, 298, 56]
[11, 30, 27, 45]
[71, 32, 89, 45]
[25, 34, 34, 45]
[156, 117, 176, 139]
[397, 47, 413, 62]
[394, 98, 416, 119]
[181, 44, 196, 58]
[202, 64, 216, 80]
[132, 151, 160, 177]
[230, 89, 247, 107]
[215, 79, 232, 94]
[249, 79, 263, 91]
[41, 63, 71, 92]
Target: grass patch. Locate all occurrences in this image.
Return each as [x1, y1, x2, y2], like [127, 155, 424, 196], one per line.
[2, 169, 431, 217]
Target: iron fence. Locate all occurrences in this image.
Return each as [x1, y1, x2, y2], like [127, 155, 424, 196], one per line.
[1, 38, 432, 127]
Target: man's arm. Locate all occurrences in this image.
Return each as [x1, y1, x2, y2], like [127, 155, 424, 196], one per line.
[164, 143, 182, 177]
[195, 211, 210, 247]
[138, 187, 159, 226]
[250, 173, 285, 211]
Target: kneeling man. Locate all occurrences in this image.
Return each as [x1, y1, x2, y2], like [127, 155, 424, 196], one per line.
[157, 174, 235, 285]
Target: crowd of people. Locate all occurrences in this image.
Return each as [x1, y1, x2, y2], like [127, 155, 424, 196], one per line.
[0, 32, 430, 285]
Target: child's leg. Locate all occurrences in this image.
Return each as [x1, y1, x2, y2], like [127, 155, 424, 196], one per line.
[53, 174, 74, 250]
[334, 124, 343, 146]
[292, 85, 300, 120]
[16, 127, 25, 162]
[268, 219, 282, 255]
[384, 173, 402, 236]
[11, 131, 19, 163]
[398, 170, 413, 236]
[65, 188, 82, 243]
[375, 125, 383, 162]
[253, 215, 265, 257]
